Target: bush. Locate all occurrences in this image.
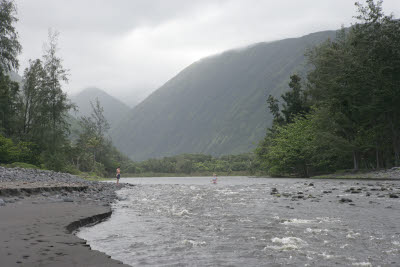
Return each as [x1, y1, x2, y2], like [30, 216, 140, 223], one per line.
[0, 135, 41, 165]
[15, 141, 41, 166]
[0, 135, 17, 163]
[7, 162, 39, 169]
[63, 164, 80, 175]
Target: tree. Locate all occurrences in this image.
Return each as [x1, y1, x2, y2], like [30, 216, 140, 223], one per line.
[0, 0, 21, 72]
[307, 0, 400, 169]
[0, 0, 22, 137]
[264, 115, 317, 177]
[0, 71, 20, 136]
[37, 30, 73, 170]
[281, 75, 309, 123]
[20, 59, 46, 138]
[73, 98, 112, 175]
[266, 95, 283, 125]
[41, 30, 73, 148]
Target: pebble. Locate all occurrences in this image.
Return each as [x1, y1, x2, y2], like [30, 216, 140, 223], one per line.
[339, 198, 353, 203]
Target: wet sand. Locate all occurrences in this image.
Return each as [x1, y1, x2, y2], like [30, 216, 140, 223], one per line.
[0, 197, 130, 267]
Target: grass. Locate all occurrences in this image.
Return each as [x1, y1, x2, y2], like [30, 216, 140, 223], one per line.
[2, 162, 41, 169]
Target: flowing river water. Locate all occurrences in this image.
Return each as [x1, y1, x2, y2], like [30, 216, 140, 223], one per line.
[77, 177, 400, 266]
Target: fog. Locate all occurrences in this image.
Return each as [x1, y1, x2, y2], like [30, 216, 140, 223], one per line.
[14, 0, 400, 105]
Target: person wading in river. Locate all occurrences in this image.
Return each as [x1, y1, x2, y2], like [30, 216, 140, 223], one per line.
[116, 166, 121, 184]
[212, 173, 217, 184]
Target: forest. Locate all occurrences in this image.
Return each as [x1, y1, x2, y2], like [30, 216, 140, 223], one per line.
[255, 0, 400, 177]
[0, 0, 129, 177]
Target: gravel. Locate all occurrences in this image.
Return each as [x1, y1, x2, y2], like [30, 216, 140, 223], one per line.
[0, 166, 130, 207]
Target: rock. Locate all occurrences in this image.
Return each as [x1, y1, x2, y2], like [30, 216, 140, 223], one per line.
[389, 194, 399, 198]
[323, 190, 332, 194]
[0, 198, 5, 206]
[63, 198, 74, 202]
[339, 198, 353, 203]
[308, 183, 314, 186]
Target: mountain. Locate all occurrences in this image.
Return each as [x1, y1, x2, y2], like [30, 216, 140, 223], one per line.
[111, 30, 337, 161]
[70, 87, 130, 129]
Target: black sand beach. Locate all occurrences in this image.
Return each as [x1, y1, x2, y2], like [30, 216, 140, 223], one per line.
[0, 199, 129, 266]
[0, 167, 130, 267]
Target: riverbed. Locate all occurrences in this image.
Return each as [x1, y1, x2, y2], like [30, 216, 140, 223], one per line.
[78, 177, 400, 266]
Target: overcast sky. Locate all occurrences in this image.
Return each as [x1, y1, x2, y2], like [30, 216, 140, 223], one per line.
[14, 0, 400, 104]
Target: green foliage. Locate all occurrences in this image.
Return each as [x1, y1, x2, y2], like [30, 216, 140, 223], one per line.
[307, 1, 400, 169]
[260, 112, 352, 177]
[20, 59, 46, 139]
[0, 134, 40, 165]
[124, 153, 256, 175]
[0, 0, 21, 72]
[0, 70, 21, 137]
[281, 75, 310, 123]
[64, 98, 131, 177]
[0, 134, 17, 162]
[6, 162, 39, 169]
[257, 0, 400, 176]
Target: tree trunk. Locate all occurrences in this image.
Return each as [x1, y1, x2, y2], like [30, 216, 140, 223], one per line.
[353, 150, 359, 170]
[390, 118, 400, 166]
[303, 163, 309, 178]
[376, 143, 380, 169]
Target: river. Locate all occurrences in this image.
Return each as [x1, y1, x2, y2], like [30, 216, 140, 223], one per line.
[77, 176, 400, 266]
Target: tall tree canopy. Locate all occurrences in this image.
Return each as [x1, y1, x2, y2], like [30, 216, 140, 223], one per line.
[0, 0, 21, 72]
[257, 0, 400, 176]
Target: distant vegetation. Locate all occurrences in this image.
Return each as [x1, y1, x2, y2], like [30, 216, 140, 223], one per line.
[123, 153, 258, 176]
[256, 0, 400, 177]
[111, 27, 336, 161]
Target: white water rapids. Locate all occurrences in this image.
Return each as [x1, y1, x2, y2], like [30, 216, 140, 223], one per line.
[78, 177, 400, 266]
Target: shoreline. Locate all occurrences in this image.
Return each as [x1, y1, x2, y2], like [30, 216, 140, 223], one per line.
[0, 167, 131, 267]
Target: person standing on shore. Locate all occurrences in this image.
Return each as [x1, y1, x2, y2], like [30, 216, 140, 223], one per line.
[116, 166, 121, 184]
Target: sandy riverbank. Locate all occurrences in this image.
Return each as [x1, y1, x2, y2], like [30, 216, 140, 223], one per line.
[0, 167, 131, 267]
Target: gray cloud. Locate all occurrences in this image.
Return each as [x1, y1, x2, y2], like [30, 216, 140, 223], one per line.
[14, 0, 400, 104]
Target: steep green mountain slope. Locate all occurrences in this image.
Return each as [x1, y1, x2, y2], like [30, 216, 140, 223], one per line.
[112, 30, 336, 161]
[70, 87, 130, 129]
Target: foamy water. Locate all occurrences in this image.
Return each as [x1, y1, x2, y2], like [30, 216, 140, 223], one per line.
[78, 177, 400, 266]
